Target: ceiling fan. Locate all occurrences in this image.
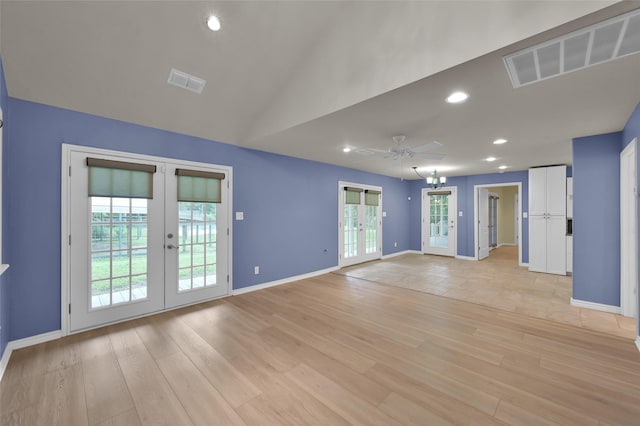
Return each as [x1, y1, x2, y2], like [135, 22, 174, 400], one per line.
[359, 135, 446, 161]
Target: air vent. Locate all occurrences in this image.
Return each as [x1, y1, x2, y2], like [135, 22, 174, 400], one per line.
[504, 8, 640, 88]
[168, 68, 206, 94]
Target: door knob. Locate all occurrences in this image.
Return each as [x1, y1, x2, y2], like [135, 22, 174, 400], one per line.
[167, 244, 179, 249]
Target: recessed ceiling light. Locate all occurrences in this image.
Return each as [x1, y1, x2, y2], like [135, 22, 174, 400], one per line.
[343, 147, 352, 153]
[446, 91, 469, 103]
[498, 165, 508, 170]
[207, 15, 221, 31]
[493, 138, 508, 145]
[486, 156, 496, 162]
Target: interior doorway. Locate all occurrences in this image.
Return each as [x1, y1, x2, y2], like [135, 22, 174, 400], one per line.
[474, 183, 523, 265]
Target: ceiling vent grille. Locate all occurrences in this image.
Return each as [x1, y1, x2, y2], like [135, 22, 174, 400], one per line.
[168, 68, 206, 94]
[504, 9, 640, 88]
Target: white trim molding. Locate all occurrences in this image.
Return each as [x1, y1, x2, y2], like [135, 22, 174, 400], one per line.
[0, 264, 8, 277]
[635, 336, 640, 352]
[382, 250, 420, 259]
[570, 298, 622, 314]
[0, 329, 63, 382]
[232, 266, 340, 296]
[455, 255, 476, 261]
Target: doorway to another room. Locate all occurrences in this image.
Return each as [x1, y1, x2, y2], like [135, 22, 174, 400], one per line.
[421, 186, 457, 257]
[474, 183, 522, 265]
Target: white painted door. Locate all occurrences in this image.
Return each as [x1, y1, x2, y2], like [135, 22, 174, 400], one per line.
[528, 215, 547, 272]
[546, 215, 567, 275]
[339, 184, 382, 266]
[478, 188, 489, 260]
[164, 162, 230, 309]
[621, 138, 638, 318]
[67, 148, 231, 332]
[422, 187, 456, 256]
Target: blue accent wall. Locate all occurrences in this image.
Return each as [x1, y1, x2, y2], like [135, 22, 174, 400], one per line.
[621, 101, 640, 333]
[6, 98, 411, 341]
[572, 132, 622, 306]
[1, 55, 9, 360]
[409, 171, 529, 263]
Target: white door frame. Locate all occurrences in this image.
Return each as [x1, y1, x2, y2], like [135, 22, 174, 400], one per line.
[421, 186, 457, 257]
[61, 144, 233, 335]
[621, 138, 638, 319]
[338, 181, 383, 267]
[473, 182, 523, 265]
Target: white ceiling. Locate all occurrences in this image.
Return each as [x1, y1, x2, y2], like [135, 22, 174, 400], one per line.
[2, 1, 639, 179]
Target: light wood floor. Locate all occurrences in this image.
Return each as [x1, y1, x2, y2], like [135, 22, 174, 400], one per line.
[2, 271, 640, 425]
[338, 247, 636, 339]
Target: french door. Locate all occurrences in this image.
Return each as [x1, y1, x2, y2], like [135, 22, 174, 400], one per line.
[422, 187, 456, 256]
[339, 182, 382, 267]
[65, 146, 231, 332]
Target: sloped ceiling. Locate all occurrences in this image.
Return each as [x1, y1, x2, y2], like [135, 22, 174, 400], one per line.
[2, 1, 639, 178]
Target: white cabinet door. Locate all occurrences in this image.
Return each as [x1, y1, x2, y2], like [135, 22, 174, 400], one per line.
[528, 168, 547, 216]
[546, 166, 567, 216]
[566, 177, 573, 218]
[529, 215, 547, 272]
[546, 216, 567, 274]
[566, 236, 573, 273]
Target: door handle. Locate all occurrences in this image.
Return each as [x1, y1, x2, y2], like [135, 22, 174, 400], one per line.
[166, 244, 179, 249]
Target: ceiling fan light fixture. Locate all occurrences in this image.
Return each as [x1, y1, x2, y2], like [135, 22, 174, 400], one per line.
[446, 91, 469, 104]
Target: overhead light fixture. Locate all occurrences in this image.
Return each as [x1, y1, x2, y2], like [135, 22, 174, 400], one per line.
[414, 167, 446, 188]
[207, 15, 221, 31]
[446, 91, 469, 104]
[498, 165, 508, 170]
[486, 156, 497, 162]
[343, 147, 352, 153]
[493, 138, 508, 145]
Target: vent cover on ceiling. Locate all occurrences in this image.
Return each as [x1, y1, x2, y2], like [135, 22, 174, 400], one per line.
[504, 8, 640, 88]
[168, 68, 206, 94]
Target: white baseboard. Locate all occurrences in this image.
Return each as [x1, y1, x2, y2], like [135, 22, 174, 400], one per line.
[498, 243, 517, 247]
[455, 255, 476, 261]
[382, 250, 420, 259]
[636, 336, 640, 352]
[570, 298, 622, 314]
[521, 262, 529, 267]
[0, 329, 63, 382]
[232, 266, 340, 296]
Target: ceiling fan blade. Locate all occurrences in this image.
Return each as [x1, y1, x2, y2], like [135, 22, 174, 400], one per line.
[412, 152, 446, 160]
[410, 141, 443, 153]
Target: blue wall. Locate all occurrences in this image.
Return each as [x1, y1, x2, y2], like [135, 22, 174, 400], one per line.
[572, 132, 622, 306]
[5, 98, 411, 341]
[1, 55, 9, 360]
[409, 171, 529, 263]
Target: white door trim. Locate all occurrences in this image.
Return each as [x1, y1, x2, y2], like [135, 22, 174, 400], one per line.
[338, 181, 383, 267]
[61, 144, 233, 335]
[421, 186, 457, 257]
[473, 182, 523, 265]
[621, 138, 638, 319]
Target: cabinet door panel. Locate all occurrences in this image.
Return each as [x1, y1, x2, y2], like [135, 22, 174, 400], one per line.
[546, 216, 567, 275]
[528, 215, 547, 272]
[546, 166, 567, 216]
[529, 168, 547, 216]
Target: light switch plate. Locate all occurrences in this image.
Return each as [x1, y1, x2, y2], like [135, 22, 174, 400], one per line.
[236, 212, 244, 220]
[382, 211, 387, 217]
[523, 212, 528, 218]
[459, 211, 463, 217]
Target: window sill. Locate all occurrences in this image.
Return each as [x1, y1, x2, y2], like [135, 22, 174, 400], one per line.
[0, 264, 9, 277]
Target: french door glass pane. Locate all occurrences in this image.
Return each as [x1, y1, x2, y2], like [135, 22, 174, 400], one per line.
[429, 195, 449, 248]
[343, 204, 358, 258]
[90, 197, 149, 309]
[365, 205, 377, 254]
[178, 202, 217, 292]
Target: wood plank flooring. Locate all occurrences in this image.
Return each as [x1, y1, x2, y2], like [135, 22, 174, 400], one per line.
[2, 271, 640, 425]
[338, 247, 636, 338]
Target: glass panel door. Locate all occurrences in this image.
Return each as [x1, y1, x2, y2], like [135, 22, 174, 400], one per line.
[422, 188, 456, 257]
[69, 151, 164, 332]
[165, 163, 229, 308]
[340, 184, 381, 266]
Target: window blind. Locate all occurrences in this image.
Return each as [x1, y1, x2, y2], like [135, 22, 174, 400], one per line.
[344, 187, 362, 204]
[87, 157, 156, 199]
[175, 169, 225, 203]
[365, 189, 380, 206]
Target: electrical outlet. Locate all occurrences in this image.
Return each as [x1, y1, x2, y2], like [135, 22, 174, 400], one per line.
[254, 266, 260, 275]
